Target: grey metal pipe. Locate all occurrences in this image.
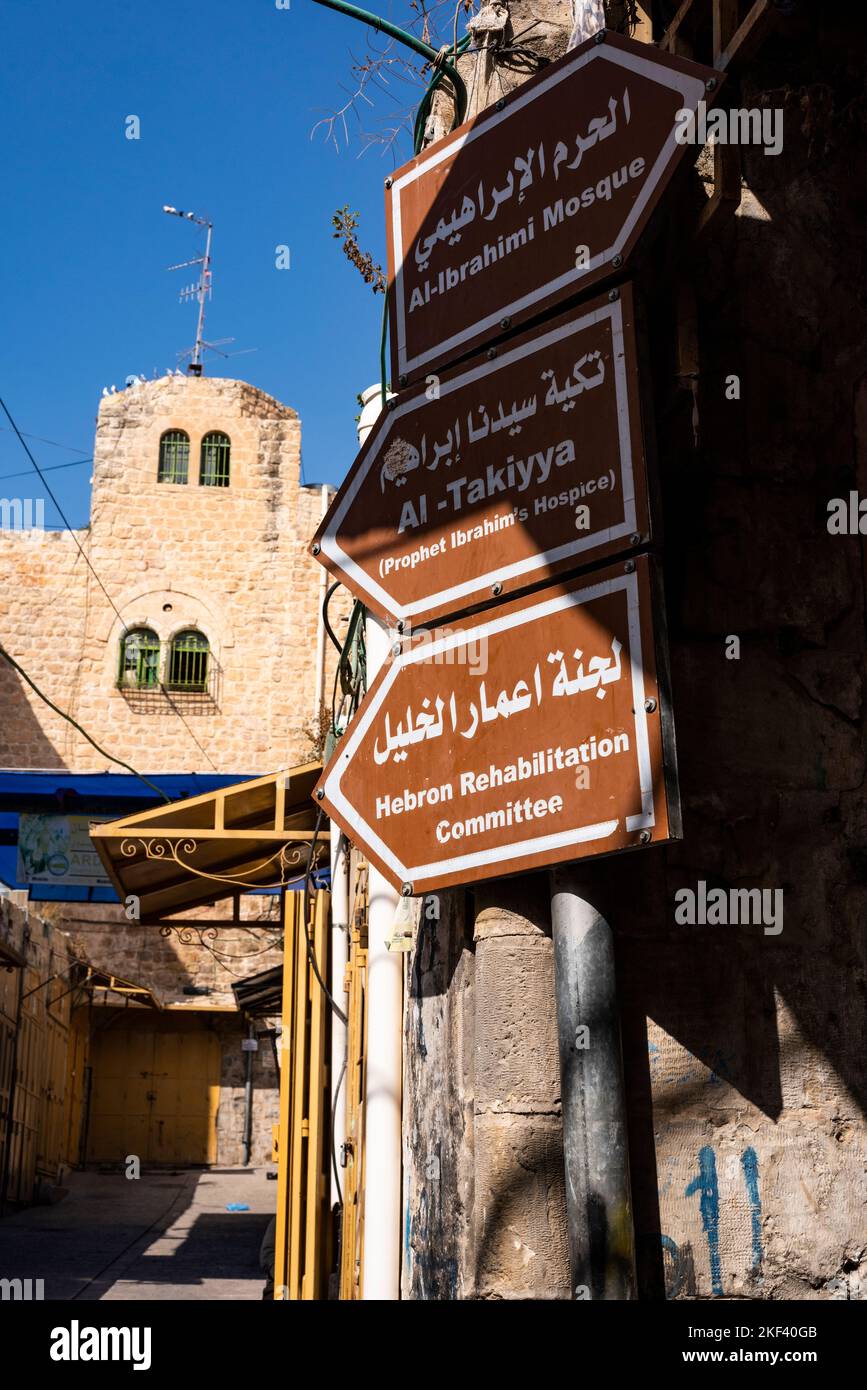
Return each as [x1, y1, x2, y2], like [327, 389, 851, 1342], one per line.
[550, 867, 636, 1300]
[242, 1020, 255, 1166]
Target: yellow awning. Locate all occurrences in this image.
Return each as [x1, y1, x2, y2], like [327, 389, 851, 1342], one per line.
[82, 964, 163, 1010]
[90, 764, 327, 922]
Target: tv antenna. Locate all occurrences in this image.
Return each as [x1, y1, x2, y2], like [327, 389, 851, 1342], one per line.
[162, 204, 257, 375]
[163, 204, 221, 376]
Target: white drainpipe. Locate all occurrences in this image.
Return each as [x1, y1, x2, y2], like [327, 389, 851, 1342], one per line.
[360, 611, 402, 1300]
[356, 384, 402, 1300]
[330, 829, 349, 1209]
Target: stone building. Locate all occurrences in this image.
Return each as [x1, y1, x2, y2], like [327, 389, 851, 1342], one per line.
[1, 374, 329, 773]
[401, 1, 867, 1301]
[0, 373, 337, 1166]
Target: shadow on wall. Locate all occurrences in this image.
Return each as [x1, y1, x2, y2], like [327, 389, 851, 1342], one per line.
[600, 7, 867, 1298]
[0, 666, 71, 769]
[406, 9, 867, 1301]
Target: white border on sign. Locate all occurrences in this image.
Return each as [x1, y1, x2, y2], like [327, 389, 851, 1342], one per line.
[323, 569, 657, 885]
[392, 44, 707, 379]
[321, 298, 637, 622]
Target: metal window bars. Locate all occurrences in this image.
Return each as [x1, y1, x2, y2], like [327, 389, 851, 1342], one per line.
[157, 430, 190, 484]
[118, 629, 161, 690]
[200, 431, 231, 487]
[167, 630, 210, 691]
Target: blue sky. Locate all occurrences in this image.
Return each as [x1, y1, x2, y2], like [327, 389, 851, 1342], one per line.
[0, 0, 437, 526]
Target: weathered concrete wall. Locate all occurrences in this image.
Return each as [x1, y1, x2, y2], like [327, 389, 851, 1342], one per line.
[404, 4, 867, 1300]
[403, 890, 475, 1299]
[472, 883, 570, 1298]
[39, 897, 282, 1009]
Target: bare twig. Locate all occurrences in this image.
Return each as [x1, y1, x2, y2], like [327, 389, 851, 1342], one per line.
[314, 0, 476, 156]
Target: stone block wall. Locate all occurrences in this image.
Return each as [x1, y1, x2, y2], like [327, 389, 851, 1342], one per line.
[0, 374, 339, 775]
[402, 5, 867, 1302]
[0, 375, 349, 1168]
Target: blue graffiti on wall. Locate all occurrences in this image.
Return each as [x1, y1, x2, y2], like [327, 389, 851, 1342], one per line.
[684, 1146, 723, 1296]
[681, 1145, 764, 1296]
[741, 1146, 764, 1271]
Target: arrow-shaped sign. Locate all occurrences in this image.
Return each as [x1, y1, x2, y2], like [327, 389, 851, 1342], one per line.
[386, 29, 723, 384]
[311, 286, 652, 627]
[313, 556, 680, 897]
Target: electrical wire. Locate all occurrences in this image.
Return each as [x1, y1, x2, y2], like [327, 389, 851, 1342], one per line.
[0, 393, 219, 772]
[0, 456, 92, 484]
[0, 643, 170, 802]
[322, 580, 345, 656]
[0, 396, 127, 627]
[0, 425, 89, 453]
[303, 808, 348, 1026]
[330, 1057, 347, 1204]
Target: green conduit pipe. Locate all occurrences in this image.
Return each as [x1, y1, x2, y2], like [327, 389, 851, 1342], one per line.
[380, 286, 389, 408]
[413, 32, 472, 151]
[312, 3, 472, 405]
[310, 0, 468, 127]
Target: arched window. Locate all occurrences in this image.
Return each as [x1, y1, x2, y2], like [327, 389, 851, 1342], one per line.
[200, 431, 230, 487]
[118, 628, 160, 689]
[168, 630, 210, 691]
[158, 430, 190, 484]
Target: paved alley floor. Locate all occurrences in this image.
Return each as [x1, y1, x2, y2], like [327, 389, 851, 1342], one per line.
[0, 1166, 275, 1300]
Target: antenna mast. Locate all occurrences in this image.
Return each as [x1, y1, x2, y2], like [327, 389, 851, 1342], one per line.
[162, 205, 214, 375]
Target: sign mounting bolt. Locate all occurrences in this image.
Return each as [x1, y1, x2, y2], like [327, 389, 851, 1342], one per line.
[387, 398, 397, 411]
[316, 788, 325, 800]
[401, 882, 413, 897]
[385, 177, 393, 188]
[706, 78, 717, 92]
[608, 288, 619, 302]
[594, 30, 606, 44]
[391, 642, 402, 657]
[487, 347, 497, 360]
[639, 829, 651, 844]
[492, 582, 503, 596]
[630, 532, 641, 546]
[395, 620, 405, 633]
[612, 255, 623, 268]
[500, 317, 511, 329]
[644, 697, 657, 714]
[495, 98, 505, 111]
[399, 375, 407, 387]
[624, 560, 635, 573]
[311, 543, 320, 556]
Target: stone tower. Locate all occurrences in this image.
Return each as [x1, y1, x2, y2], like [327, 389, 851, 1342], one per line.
[0, 374, 332, 774]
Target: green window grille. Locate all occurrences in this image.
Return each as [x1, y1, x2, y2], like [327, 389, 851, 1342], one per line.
[118, 628, 160, 689]
[200, 431, 231, 487]
[158, 430, 190, 484]
[168, 630, 210, 691]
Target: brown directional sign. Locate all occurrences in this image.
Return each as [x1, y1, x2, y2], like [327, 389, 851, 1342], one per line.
[386, 30, 722, 385]
[313, 555, 680, 896]
[311, 286, 650, 627]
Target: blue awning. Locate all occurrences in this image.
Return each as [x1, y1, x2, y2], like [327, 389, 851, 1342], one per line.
[0, 770, 258, 900]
